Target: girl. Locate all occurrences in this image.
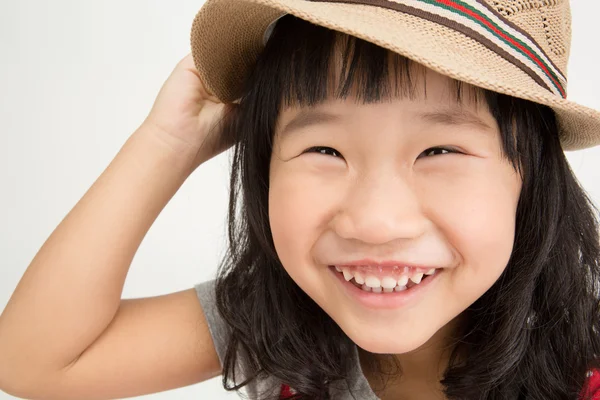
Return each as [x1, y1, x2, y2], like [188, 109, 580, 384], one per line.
[1, 1, 600, 400]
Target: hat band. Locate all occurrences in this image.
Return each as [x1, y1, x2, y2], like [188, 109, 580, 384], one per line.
[303, 0, 567, 98]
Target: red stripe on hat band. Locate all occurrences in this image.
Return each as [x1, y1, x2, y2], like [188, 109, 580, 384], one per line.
[436, 0, 565, 97]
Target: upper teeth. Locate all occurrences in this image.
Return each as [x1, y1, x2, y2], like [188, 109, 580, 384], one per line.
[411, 273, 424, 284]
[335, 265, 437, 289]
[342, 269, 353, 281]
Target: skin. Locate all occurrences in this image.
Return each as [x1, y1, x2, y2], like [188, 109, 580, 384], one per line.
[268, 67, 522, 399]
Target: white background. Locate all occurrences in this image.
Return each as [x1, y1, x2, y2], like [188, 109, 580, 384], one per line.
[0, 1, 599, 399]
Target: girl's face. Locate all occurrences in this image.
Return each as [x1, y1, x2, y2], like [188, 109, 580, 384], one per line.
[268, 67, 522, 354]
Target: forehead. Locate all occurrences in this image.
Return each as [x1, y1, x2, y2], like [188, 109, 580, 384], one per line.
[276, 66, 496, 138]
[277, 102, 496, 140]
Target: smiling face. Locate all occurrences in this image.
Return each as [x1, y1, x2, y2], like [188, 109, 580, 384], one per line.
[267, 65, 522, 355]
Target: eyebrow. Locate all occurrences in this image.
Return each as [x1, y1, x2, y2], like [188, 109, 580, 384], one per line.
[416, 108, 494, 132]
[278, 107, 494, 138]
[279, 109, 343, 138]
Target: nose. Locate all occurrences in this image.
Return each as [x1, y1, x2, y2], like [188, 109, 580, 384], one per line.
[331, 173, 428, 245]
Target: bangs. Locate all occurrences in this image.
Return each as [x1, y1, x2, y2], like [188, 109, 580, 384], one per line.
[259, 14, 489, 110]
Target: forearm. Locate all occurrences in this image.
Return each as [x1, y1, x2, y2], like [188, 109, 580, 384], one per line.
[0, 125, 195, 380]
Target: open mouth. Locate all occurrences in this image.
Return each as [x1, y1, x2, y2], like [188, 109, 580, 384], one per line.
[331, 265, 437, 293]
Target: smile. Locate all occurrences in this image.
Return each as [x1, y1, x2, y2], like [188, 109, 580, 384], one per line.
[332, 265, 438, 293]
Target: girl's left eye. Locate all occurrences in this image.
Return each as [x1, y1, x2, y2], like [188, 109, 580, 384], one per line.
[418, 146, 461, 158]
[304, 146, 342, 158]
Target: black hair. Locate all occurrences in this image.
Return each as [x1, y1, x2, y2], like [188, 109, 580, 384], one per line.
[210, 14, 600, 399]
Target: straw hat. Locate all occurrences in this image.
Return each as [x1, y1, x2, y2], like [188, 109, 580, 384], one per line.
[189, 0, 600, 151]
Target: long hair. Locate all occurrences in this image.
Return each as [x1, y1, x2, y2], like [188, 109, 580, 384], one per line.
[210, 14, 600, 399]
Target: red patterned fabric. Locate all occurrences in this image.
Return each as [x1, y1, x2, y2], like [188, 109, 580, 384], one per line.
[279, 369, 600, 399]
[279, 383, 296, 399]
[582, 369, 600, 400]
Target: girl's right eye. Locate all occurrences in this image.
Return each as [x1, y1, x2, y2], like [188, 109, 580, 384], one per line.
[304, 146, 342, 158]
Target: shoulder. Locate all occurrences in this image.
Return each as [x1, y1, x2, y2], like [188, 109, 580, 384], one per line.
[194, 279, 284, 398]
[194, 280, 230, 366]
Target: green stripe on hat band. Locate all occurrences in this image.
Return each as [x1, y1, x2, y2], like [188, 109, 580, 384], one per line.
[422, 0, 565, 97]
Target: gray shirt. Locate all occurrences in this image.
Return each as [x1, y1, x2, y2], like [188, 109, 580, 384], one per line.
[195, 280, 379, 399]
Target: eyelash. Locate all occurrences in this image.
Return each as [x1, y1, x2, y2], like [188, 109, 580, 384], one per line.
[305, 146, 342, 158]
[419, 146, 461, 158]
[304, 146, 461, 158]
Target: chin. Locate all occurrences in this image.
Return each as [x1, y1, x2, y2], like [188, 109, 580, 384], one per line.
[344, 324, 435, 354]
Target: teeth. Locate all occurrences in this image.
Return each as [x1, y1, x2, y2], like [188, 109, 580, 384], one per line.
[396, 275, 409, 286]
[364, 276, 381, 288]
[410, 272, 424, 284]
[343, 270, 353, 281]
[335, 265, 439, 293]
[381, 276, 397, 289]
[354, 271, 365, 284]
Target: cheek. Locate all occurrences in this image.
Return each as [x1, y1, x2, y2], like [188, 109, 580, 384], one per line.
[268, 168, 335, 275]
[424, 164, 520, 297]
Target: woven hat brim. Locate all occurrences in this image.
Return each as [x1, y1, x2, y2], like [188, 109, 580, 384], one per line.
[190, 0, 600, 151]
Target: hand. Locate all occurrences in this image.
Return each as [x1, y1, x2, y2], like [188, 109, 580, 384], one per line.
[140, 53, 237, 171]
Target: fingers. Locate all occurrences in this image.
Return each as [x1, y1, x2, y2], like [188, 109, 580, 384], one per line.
[178, 52, 195, 68]
[181, 51, 236, 105]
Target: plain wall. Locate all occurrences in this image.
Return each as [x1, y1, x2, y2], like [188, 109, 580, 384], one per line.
[1, 1, 599, 399]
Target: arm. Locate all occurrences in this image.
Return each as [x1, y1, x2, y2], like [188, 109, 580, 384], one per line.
[0, 125, 221, 399]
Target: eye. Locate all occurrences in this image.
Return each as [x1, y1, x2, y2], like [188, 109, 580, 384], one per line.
[418, 146, 461, 158]
[304, 146, 343, 158]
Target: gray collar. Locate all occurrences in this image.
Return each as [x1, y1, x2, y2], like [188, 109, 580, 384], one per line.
[328, 345, 379, 399]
